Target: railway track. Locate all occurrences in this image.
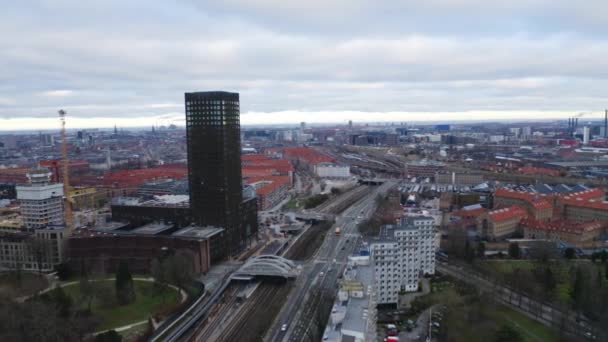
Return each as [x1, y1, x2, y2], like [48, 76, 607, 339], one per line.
[218, 282, 293, 342]
[191, 285, 240, 341]
[316, 185, 369, 214]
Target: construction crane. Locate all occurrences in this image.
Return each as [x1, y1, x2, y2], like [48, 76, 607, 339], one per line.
[59, 109, 73, 231]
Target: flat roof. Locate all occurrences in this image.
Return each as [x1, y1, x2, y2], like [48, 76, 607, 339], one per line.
[131, 222, 173, 235]
[92, 221, 130, 233]
[341, 263, 374, 335]
[172, 226, 224, 240]
[547, 161, 608, 168]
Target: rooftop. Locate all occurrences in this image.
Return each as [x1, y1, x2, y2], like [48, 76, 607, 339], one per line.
[172, 225, 224, 240]
[488, 206, 527, 222]
[522, 219, 606, 234]
[131, 222, 173, 235]
[341, 258, 374, 337]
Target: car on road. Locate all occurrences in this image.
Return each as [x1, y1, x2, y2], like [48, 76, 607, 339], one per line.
[319, 272, 324, 276]
[281, 324, 287, 332]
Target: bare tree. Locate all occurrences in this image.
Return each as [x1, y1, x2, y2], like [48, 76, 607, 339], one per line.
[27, 237, 52, 274]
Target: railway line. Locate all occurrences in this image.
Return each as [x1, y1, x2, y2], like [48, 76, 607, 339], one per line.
[315, 185, 370, 214]
[217, 282, 294, 342]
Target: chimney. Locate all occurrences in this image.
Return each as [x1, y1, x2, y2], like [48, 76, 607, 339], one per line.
[605, 109, 607, 138]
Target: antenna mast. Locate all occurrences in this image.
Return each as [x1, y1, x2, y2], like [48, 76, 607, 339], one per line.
[59, 109, 73, 231]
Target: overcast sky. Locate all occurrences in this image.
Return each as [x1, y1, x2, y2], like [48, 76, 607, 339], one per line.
[1, 0, 608, 130]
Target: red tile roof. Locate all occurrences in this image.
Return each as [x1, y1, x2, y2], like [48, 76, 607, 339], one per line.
[522, 219, 606, 234]
[518, 167, 560, 177]
[246, 176, 291, 196]
[488, 206, 528, 223]
[242, 154, 271, 162]
[495, 188, 553, 210]
[282, 147, 335, 165]
[452, 207, 487, 219]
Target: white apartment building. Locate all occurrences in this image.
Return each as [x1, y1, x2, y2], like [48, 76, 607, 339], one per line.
[16, 168, 65, 229]
[371, 216, 436, 305]
[0, 167, 68, 271]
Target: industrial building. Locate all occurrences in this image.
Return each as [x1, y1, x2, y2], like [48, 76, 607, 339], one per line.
[435, 171, 484, 187]
[370, 216, 436, 305]
[405, 160, 445, 178]
[314, 162, 351, 178]
[66, 225, 222, 274]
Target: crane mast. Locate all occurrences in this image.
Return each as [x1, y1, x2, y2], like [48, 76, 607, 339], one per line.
[59, 109, 73, 231]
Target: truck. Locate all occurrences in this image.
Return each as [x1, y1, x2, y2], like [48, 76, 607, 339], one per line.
[335, 227, 341, 236]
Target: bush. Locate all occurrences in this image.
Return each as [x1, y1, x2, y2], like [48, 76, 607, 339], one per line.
[94, 330, 122, 342]
[304, 194, 330, 209]
[55, 263, 73, 281]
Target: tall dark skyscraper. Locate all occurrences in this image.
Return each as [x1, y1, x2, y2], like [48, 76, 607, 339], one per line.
[185, 91, 248, 257]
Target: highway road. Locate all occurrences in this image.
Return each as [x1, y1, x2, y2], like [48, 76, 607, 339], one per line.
[266, 180, 398, 342]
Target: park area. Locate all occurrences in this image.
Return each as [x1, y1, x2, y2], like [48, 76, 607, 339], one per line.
[0, 271, 48, 298]
[477, 259, 604, 303]
[378, 274, 560, 342]
[50, 279, 180, 331]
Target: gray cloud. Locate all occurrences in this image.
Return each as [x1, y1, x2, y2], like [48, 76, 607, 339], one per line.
[0, 0, 607, 126]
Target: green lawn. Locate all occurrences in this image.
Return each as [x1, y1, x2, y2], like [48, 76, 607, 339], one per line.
[0, 272, 48, 297]
[481, 260, 535, 274]
[283, 198, 300, 210]
[495, 306, 559, 342]
[59, 279, 179, 331]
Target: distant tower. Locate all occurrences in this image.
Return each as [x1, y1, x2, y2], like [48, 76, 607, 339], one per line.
[114, 125, 118, 134]
[348, 120, 353, 129]
[106, 147, 112, 169]
[300, 121, 306, 131]
[583, 126, 590, 145]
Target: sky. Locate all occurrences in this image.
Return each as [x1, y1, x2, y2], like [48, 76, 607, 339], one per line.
[1, 0, 608, 130]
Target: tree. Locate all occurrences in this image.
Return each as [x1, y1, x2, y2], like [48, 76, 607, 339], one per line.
[477, 242, 486, 258]
[564, 248, 575, 260]
[602, 251, 608, 263]
[151, 258, 170, 302]
[51, 286, 73, 318]
[94, 330, 122, 342]
[55, 262, 73, 281]
[79, 271, 94, 312]
[27, 237, 52, 274]
[570, 268, 585, 311]
[493, 325, 523, 342]
[508, 242, 521, 259]
[542, 267, 556, 293]
[464, 240, 475, 263]
[166, 251, 194, 296]
[115, 261, 136, 305]
[605, 263, 608, 283]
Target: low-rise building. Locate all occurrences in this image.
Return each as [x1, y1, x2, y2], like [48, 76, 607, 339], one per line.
[523, 219, 606, 246]
[324, 253, 376, 342]
[486, 206, 527, 239]
[247, 176, 291, 211]
[435, 171, 484, 187]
